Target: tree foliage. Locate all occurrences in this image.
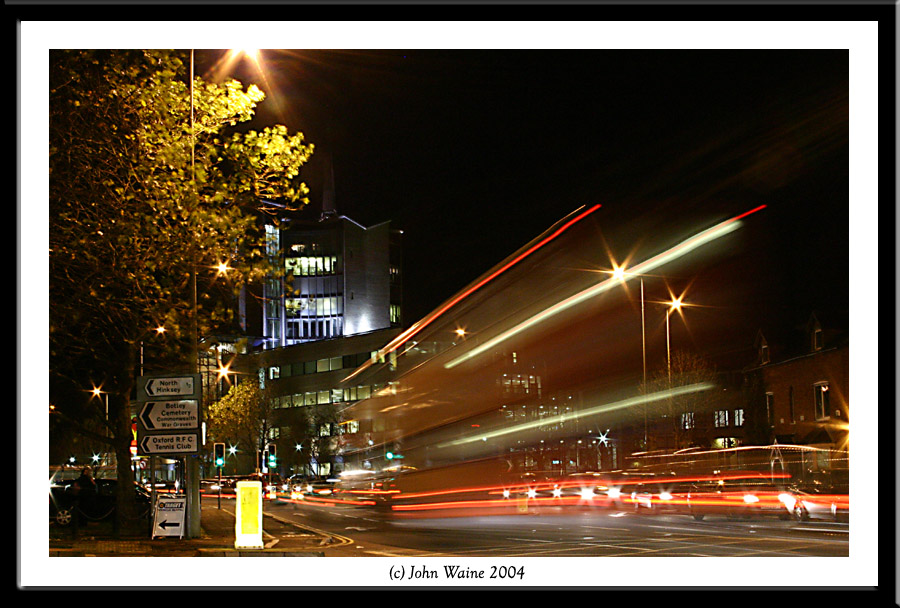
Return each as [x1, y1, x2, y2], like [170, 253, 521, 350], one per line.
[207, 380, 274, 456]
[48, 49, 314, 530]
[641, 350, 719, 449]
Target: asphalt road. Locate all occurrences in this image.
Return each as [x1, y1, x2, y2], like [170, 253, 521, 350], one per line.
[261, 498, 849, 558]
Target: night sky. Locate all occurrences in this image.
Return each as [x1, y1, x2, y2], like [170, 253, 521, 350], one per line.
[203, 48, 849, 364]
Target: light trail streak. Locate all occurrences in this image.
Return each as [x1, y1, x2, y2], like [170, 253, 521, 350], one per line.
[341, 204, 602, 383]
[444, 206, 765, 370]
[435, 382, 714, 448]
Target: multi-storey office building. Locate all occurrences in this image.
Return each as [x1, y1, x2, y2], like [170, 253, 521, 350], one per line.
[230, 209, 404, 477]
[257, 213, 403, 349]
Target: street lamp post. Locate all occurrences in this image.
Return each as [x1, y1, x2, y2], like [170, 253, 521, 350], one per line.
[613, 265, 688, 451]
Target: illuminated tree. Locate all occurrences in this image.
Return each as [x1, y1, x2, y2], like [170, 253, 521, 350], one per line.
[207, 380, 275, 466]
[49, 49, 314, 531]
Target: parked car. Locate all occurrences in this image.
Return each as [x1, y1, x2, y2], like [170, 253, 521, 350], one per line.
[50, 477, 152, 527]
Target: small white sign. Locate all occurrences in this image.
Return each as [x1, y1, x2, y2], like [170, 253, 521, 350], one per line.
[144, 376, 196, 398]
[138, 432, 199, 455]
[152, 495, 186, 538]
[139, 400, 200, 430]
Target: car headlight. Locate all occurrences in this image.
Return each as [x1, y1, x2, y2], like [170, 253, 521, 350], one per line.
[743, 494, 760, 504]
[778, 493, 797, 509]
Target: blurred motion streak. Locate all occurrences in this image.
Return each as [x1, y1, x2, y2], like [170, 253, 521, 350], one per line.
[437, 382, 714, 448]
[444, 206, 764, 369]
[342, 203, 602, 383]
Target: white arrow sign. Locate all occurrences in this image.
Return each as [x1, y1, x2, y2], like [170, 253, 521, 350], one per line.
[152, 495, 186, 538]
[144, 376, 196, 398]
[139, 433, 199, 455]
[139, 400, 200, 431]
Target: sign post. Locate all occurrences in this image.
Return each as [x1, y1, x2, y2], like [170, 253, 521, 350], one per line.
[137, 373, 202, 539]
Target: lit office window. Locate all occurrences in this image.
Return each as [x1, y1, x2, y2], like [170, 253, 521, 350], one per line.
[714, 410, 729, 428]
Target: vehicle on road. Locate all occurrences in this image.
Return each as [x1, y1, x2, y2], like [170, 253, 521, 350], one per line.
[686, 477, 797, 522]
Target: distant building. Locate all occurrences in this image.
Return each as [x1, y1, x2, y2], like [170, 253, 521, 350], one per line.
[227, 163, 405, 476]
[251, 214, 402, 349]
[744, 312, 849, 451]
[238, 326, 403, 477]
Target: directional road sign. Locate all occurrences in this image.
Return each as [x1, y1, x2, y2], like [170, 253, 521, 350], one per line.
[138, 374, 201, 401]
[138, 432, 200, 456]
[138, 400, 200, 431]
[152, 495, 186, 538]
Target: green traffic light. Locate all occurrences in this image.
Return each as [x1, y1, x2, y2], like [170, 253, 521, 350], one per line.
[386, 452, 394, 460]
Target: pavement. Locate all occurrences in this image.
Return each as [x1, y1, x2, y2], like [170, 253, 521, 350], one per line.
[49, 499, 337, 557]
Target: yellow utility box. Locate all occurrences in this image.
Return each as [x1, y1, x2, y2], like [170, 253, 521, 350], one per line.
[235, 480, 263, 549]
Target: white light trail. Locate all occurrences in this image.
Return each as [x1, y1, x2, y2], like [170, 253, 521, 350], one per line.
[443, 213, 751, 370]
[436, 382, 714, 448]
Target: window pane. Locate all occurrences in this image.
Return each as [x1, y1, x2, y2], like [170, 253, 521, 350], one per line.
[316, 359, 329, 373]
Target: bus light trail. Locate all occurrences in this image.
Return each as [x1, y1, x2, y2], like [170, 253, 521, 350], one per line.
[444, 205, 765, 370]
[341, 204, 602, 383]
[435, 382, 714, 449]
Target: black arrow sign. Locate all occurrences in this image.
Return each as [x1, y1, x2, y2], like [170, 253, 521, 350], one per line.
[158, 520, 180, 529]
[139, 404, 156, 430]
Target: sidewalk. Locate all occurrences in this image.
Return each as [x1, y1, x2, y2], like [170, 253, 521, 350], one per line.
[49, 501, 329, 557]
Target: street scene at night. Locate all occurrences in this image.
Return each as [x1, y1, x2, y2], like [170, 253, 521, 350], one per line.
[21, 19, 885, 591]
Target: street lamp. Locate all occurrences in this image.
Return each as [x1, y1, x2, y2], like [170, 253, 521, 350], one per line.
[611, 264, 690, 450]
[666, 295, 684, 382]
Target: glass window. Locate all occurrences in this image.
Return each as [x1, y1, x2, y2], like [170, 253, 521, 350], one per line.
[316, 359, 329, 373]
[330, 356, 342, 371]
[358, 385, 371, 400]
[305, 392, 317, 406]
[714, 410, 729, 428]
[814, 383, 830, 419]
[331, 388, 343, 403]
[789, 386, 795, 423]
[317, 390, 329, 405]
[765, 393, 775, 426]
[734, 409, 744, 427]
[304, 360, 316, 374]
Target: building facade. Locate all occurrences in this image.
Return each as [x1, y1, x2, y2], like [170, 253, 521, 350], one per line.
[228, 207, 404, 477]
[744, 313, 849, 451]
[257, 214, 403, 349]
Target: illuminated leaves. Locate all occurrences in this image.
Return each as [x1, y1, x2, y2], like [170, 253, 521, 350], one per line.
[49, 49, 314, 399]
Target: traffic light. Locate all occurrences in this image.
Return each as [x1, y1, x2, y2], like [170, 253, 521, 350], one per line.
[214, 443, 225, 468]
[267, 444, 276, 468]
[385, 451, 394, 460]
